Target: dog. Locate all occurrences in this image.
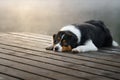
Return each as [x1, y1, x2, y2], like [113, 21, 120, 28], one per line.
[46, 20, 119, 53]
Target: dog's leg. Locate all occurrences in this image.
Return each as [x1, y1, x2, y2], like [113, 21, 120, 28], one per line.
[72, 40, 98, 53]
[46, 45, 54, 50]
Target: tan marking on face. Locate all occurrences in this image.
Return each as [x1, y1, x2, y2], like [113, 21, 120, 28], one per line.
[62, 45, 72, 52]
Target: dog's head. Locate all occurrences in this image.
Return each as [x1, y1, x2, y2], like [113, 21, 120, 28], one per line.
[53, 31, 78, 52]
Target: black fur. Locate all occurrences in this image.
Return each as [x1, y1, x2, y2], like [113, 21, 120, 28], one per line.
[73, 20, 113, 48]
[46, 20, 113, 51]
[53, 31, 78, 48]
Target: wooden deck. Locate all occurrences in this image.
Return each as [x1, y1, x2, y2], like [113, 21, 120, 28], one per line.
[0, 32, 120, 80]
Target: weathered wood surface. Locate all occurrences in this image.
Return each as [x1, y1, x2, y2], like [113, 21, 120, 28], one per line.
[0, 32, 119, 80]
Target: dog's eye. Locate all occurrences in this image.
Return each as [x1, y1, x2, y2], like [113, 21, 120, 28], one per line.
[53, 37, 60, 44]
[62, 40, 68, 46]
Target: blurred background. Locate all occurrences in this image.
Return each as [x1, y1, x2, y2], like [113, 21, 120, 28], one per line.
[0, 0, 120, 43]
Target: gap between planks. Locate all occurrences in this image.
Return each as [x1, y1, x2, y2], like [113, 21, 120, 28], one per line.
[0, 33, 120, 80]
[0, 33, 120, 67]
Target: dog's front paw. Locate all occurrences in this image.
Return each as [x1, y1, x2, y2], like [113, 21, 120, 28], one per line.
[46, 45, 53, 50]
[72, 48, 80, 53]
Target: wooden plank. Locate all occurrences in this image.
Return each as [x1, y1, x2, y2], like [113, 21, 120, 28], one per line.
[0, 33, 50, 46]
[0, 33, 120, 80]
[10, 32, 120, 52]
[10, 32, 52, 39]
[9, 32, 120, 51]
[0, 47, 119, 80]
[0, 49, 119, 80]
[0, 33, 51, 44]
[0, 55, 85, 80]
[8, 32, 52, 42]
[0, 73, 20, 80]
[0, 34, 120, 65]
[101, 47, 120, 52]
[9, 32, 120, 52]
[9, 33, 120, 50]
[14, 32, 120, 50]
[0, 41, 120, 74]
[0, 36, 120, 68]
[7, 32, 120, 55]
[6, 33, 120, 63]
[0, 44, 120, 73]
[77, 51, 120, 63]
[99, 50, 120, 54]
[0, 65, 50, 80]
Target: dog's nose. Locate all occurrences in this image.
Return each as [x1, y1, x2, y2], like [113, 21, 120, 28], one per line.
[55, 47, 59, 51]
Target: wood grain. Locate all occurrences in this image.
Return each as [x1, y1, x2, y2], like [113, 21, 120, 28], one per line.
[0, 32, 119, 80]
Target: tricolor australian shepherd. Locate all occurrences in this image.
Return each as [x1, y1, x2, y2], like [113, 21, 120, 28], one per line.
[46, 20, 119, 53]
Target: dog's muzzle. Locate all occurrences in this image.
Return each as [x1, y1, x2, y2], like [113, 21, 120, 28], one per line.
[53, 44, 72, 52]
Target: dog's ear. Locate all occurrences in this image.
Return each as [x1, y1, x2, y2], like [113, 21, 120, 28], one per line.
[53, 34, 57, 39]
